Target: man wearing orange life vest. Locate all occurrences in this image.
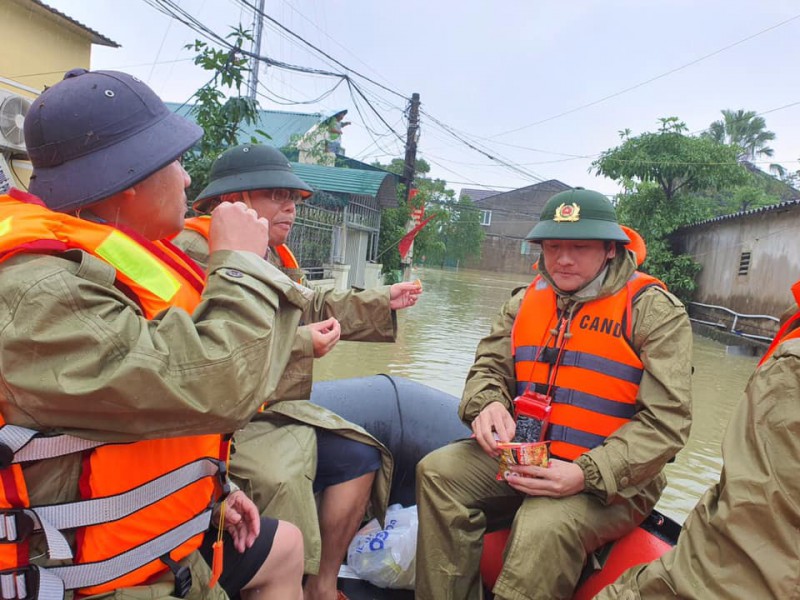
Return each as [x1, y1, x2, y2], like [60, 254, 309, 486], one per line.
[596, 283, 800, 598]
[415, 188, 693, 600]
[0, 69, 306, 600]
[172, 143, 422, 600]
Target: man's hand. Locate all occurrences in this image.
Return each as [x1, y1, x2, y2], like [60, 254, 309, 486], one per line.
[389, 281, 423, 310]
[209, 201, 270, 258]
[306, 317, 341, 358]
[505, 458, 585, 498]
[471, 401, 516, 457]
[223, 490, 261, 553]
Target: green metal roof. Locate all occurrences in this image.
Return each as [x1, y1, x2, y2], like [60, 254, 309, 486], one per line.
[165, 103, 322, 149]
[291, 162, 397, 204]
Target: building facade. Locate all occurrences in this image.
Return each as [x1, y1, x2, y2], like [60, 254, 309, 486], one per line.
[672, 200, 800, 338]
[0, 0, 117, 191]
[462, 180, 571, 274]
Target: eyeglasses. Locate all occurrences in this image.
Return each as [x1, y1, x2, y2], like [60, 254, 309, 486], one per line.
[262, 189, 306, 206]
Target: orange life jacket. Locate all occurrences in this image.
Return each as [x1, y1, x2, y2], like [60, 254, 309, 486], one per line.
[183, 215, 301, 275]
[511, 271, 665, 461]
[759, 280, 800, 367]
[0, 190, 227, 598]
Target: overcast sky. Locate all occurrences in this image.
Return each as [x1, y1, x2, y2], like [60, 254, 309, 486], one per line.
[38, 0, 800, 198]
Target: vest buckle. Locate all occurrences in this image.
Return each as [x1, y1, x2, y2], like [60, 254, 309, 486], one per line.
[0, 565, 39, 600]
[0, 510, 35, 543]
[160, 554, 192, 598]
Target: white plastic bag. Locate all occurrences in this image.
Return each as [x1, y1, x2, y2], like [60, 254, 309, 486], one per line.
[346, 504, 418, 589]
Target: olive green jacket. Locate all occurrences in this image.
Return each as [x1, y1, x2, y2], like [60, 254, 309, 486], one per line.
[173, 230, 397, 558]
[0, 246, 311, 599]
[597, 328, 800, 599]
[459, 250, 693, 503]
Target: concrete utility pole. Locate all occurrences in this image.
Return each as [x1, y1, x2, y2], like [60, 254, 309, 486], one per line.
[401, 93, 421, 281]
[402, 93, 421, 202]
[248, 0, 266, 101]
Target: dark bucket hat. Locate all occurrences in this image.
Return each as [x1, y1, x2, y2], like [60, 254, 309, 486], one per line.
[526, 188, 630, 243]
[25, 68, 202, 213]
[193, 144, 313, 213]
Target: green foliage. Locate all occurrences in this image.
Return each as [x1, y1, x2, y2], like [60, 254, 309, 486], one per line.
[594, 117, 748, 202]
[595, 118, 751, 301]
[614, 184, 707, 299]
[703, 109, 776, 162]
[373, 158, 483, 271]
[182, 26, 268, 203]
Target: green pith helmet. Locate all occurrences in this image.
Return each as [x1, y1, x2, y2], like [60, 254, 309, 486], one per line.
[525, 188, 630, 243]
[193, 144, 314, 213]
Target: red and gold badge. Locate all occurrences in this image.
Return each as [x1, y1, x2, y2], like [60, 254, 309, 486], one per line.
[553, 202, 581, 222]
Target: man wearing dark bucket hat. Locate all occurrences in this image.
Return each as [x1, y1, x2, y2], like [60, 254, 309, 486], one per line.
[173, 143, 422, 600]
[0, 69, 307, 599]
[415, 188, 692, 599]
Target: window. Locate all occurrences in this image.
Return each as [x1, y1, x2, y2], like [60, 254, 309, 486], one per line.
[480, 210, 492, 226]
[738, 251, 751, 276]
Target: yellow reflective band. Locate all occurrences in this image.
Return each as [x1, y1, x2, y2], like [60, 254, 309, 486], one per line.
[97, 230, 180, 301]
[0, 217, 11, 237]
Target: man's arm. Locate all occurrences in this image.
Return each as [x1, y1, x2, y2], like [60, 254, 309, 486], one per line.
[0, 249, 308, 441]
[459, 290, 524, 424]
[305, 287, 397, 342]
[575, 287, 693, 502]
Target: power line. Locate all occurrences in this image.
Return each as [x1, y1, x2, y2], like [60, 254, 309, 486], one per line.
[489, 12, 800, 138]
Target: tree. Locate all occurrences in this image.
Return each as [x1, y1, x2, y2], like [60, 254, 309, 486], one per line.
[182, 26, 268, 203]
[594, 118, 749, 300]
[374, 158, 483, 274]
[704, 109, 776, 163]
[595, 117, 747, 203]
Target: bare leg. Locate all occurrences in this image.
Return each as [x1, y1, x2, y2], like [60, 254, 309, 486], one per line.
[242, 521, 304, 600]
[304, 471, 376, 600]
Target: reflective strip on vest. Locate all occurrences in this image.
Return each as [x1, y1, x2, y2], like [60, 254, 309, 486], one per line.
[515, 346, 644, 384]
[547, 424, 607, 451]
[96, 231, 180, 302]
[515, 381, 638, 420]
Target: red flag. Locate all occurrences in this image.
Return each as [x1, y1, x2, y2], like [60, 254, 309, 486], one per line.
[398, 216, 434, 260]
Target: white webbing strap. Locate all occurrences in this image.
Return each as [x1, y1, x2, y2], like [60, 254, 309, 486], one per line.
[21, 458, 222, 561]
[0, 566, 64, 600]
[0, 425, 108, 464]
[47, 509, 212, 591]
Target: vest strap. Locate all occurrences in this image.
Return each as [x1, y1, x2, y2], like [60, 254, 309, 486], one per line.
[3, 458, 222, 561]
[0, 564, 65, 600]
[0, 426, 108, 468]
[47, 509, 211, 592]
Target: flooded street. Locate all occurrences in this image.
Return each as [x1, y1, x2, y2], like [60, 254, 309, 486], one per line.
[314, 267, 760, 524]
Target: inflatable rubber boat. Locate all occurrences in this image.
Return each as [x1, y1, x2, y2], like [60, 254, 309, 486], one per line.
[311, 374, 680, 599]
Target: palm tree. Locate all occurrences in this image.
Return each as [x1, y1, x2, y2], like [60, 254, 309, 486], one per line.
[705, 109, 776, 162]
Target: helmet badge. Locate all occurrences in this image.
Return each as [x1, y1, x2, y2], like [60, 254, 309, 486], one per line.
[553, 202, 581, 222]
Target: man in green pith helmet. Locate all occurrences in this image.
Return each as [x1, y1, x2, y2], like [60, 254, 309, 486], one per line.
[173, 143, 422, 600]
[415, 188, 693, 600]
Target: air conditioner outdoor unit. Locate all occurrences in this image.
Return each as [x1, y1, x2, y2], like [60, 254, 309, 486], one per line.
[0, 153, 12, 194]
[0, 90, 31, 155]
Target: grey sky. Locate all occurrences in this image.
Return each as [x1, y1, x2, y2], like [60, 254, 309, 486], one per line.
[41, 1, 800, 198]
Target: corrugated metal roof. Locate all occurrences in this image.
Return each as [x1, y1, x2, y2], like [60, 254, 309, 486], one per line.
[165, 103, 322, 149]
[27, 0, 119, 47]
[291, 162, 396, 199]
[679, 198, 800, 231]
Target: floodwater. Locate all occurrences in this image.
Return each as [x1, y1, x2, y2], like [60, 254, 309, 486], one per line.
[314, 267, 759, 524]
